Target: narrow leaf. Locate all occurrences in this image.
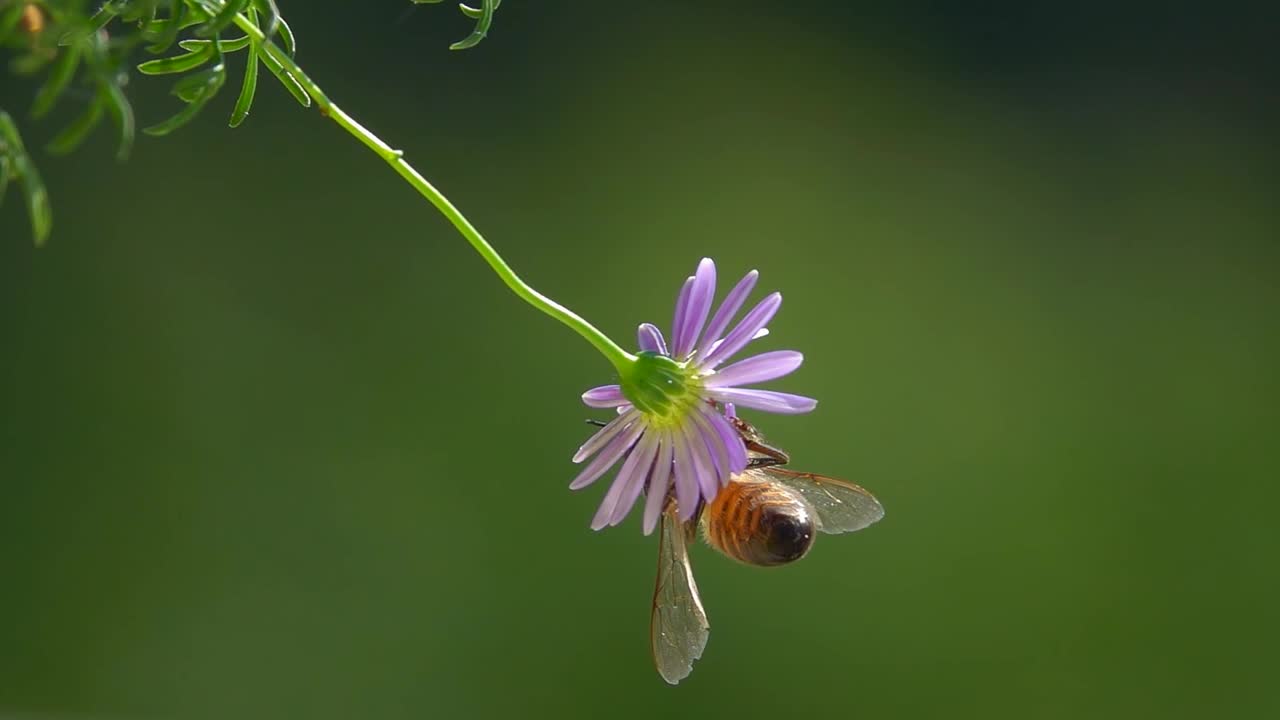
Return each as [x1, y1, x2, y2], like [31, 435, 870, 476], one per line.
[10, 50, 54, 75]
[196, 0, 249, 38]
[171, 64, 226, 102]
[0, 5, 25, 43]
[101, 82, 136, 161]
[137, 45, 215, 75]
[230, 22, 260, 127]
[273, 14, 297, 56]
[0, 154, 11, 208]
[143, 64, 227, 136]
[450, 0, 498, 50]
[144, 0, 187, 53]
[257, 48, 310, 107]
[31, 44, 83, 119]
[459, 0, 501, 20]
[46, 99, 105, 155]
[179, 36, 251, 52]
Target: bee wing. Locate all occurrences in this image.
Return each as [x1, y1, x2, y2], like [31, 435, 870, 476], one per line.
[650, 501, 709, 685]
[753, 467, 885, 534]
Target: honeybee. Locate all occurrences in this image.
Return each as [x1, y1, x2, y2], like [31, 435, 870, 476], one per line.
[650, 414, 884, 684]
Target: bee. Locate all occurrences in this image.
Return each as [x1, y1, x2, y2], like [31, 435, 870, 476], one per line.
[649, 414, 884, 684]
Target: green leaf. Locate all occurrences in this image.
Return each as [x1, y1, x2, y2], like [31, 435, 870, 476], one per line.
[171, 61, 226, 99]
[0, 154, 11, 208]
[257, 47, 310, 107]
[141, 3, 212, 41]
[101, 81, 136, 161]
[119, 1, 158, 24]
[46, 99, 105, 155]
[178, 36, 251, 52]
[230, 13, 261, 127]
[273, 14, 297, 56]
[31, 44, 83, 119]
[450, 0, 497, 50]
[25, 172, 51, 246]
[0, 111, 51, 246]
[195, 0, 249, 39]
[172, 67, 216, 101]
[136, 44, 216, 75]
[144, 0, 187, 54]
[143, 63, 227, 136]
[85, 4, 121, 34]
[10, 50, 55, 75]
[459, 0, 501, 20]
[0, 4, 25, 43]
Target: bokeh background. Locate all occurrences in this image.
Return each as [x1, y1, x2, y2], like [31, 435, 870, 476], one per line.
[2, 1, 1278, 718]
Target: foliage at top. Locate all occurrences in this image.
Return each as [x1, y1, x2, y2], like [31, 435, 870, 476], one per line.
[1, 0, 501, 246]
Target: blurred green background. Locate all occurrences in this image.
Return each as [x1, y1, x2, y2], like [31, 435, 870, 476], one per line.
[2, 1, 1278, 718]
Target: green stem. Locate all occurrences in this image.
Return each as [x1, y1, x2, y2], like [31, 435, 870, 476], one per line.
[231, 14, 635, 374]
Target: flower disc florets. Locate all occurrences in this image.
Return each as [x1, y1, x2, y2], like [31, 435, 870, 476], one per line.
[572, 258, 817, 534]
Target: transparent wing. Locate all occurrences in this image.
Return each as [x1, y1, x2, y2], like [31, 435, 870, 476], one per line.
[650, 502, 709, 685]
[752, 467, 885, 534]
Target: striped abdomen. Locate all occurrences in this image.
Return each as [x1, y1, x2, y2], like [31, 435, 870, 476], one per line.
[701, 479, 816, 567]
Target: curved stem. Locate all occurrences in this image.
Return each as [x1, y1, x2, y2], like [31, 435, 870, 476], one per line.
[231, 14, 635, 373]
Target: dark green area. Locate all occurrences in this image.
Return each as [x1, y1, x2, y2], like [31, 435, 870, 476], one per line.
[2, 1, 1277, 718]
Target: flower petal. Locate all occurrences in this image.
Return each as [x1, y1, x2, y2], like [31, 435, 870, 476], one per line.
[637, 323, 668, 355]
[673, 258, 716, 358]
[707, 387, 818, 415]
[706, 408, 749, 476]
[700, 292, 782, 369]
[703, 350, 804, 389]
[592, 431, 659, 530]
[693, 270, 758, 361]
[570, 417, 645, 489]
[610, 432, 662, 527]
[668, 276, 693, 356]
[682, 421, 720, 501]
[642, 430, 675, 535]
[704, 327, 768, 358]
[672, 433, 700, 521]
[572, 409, 636, 463]
[690, 409, 733, 486]
[582, 384, 628, 408]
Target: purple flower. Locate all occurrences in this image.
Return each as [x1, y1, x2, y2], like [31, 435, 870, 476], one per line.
[571, 258, 817, 534]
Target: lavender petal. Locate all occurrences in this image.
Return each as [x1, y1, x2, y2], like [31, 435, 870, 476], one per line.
[637, 323, 668, 355]
[582, 384, 629, 408]
[703, 350, 804, 388]
[690, 410, 732, 487]
[673, 258, 716, 358]
[700, 292, 782, 369]
[570, 418, 645, 489]
[704, 327, 768, 359]
[641, 430, 675, 535]
[693, 270, 758, 361]
[706, 408, 749, 475]
[609, 431, 662, 526]
[572, 409, 636, 463]
[668, 276, 693, 356]
[672, 433, 699, 521]
[591, 431, 659, 530]
[681, 421, 721, 501]
[707, 387, 818, 415]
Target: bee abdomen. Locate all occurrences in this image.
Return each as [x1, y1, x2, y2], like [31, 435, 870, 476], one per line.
[703, 480, 816, 567]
